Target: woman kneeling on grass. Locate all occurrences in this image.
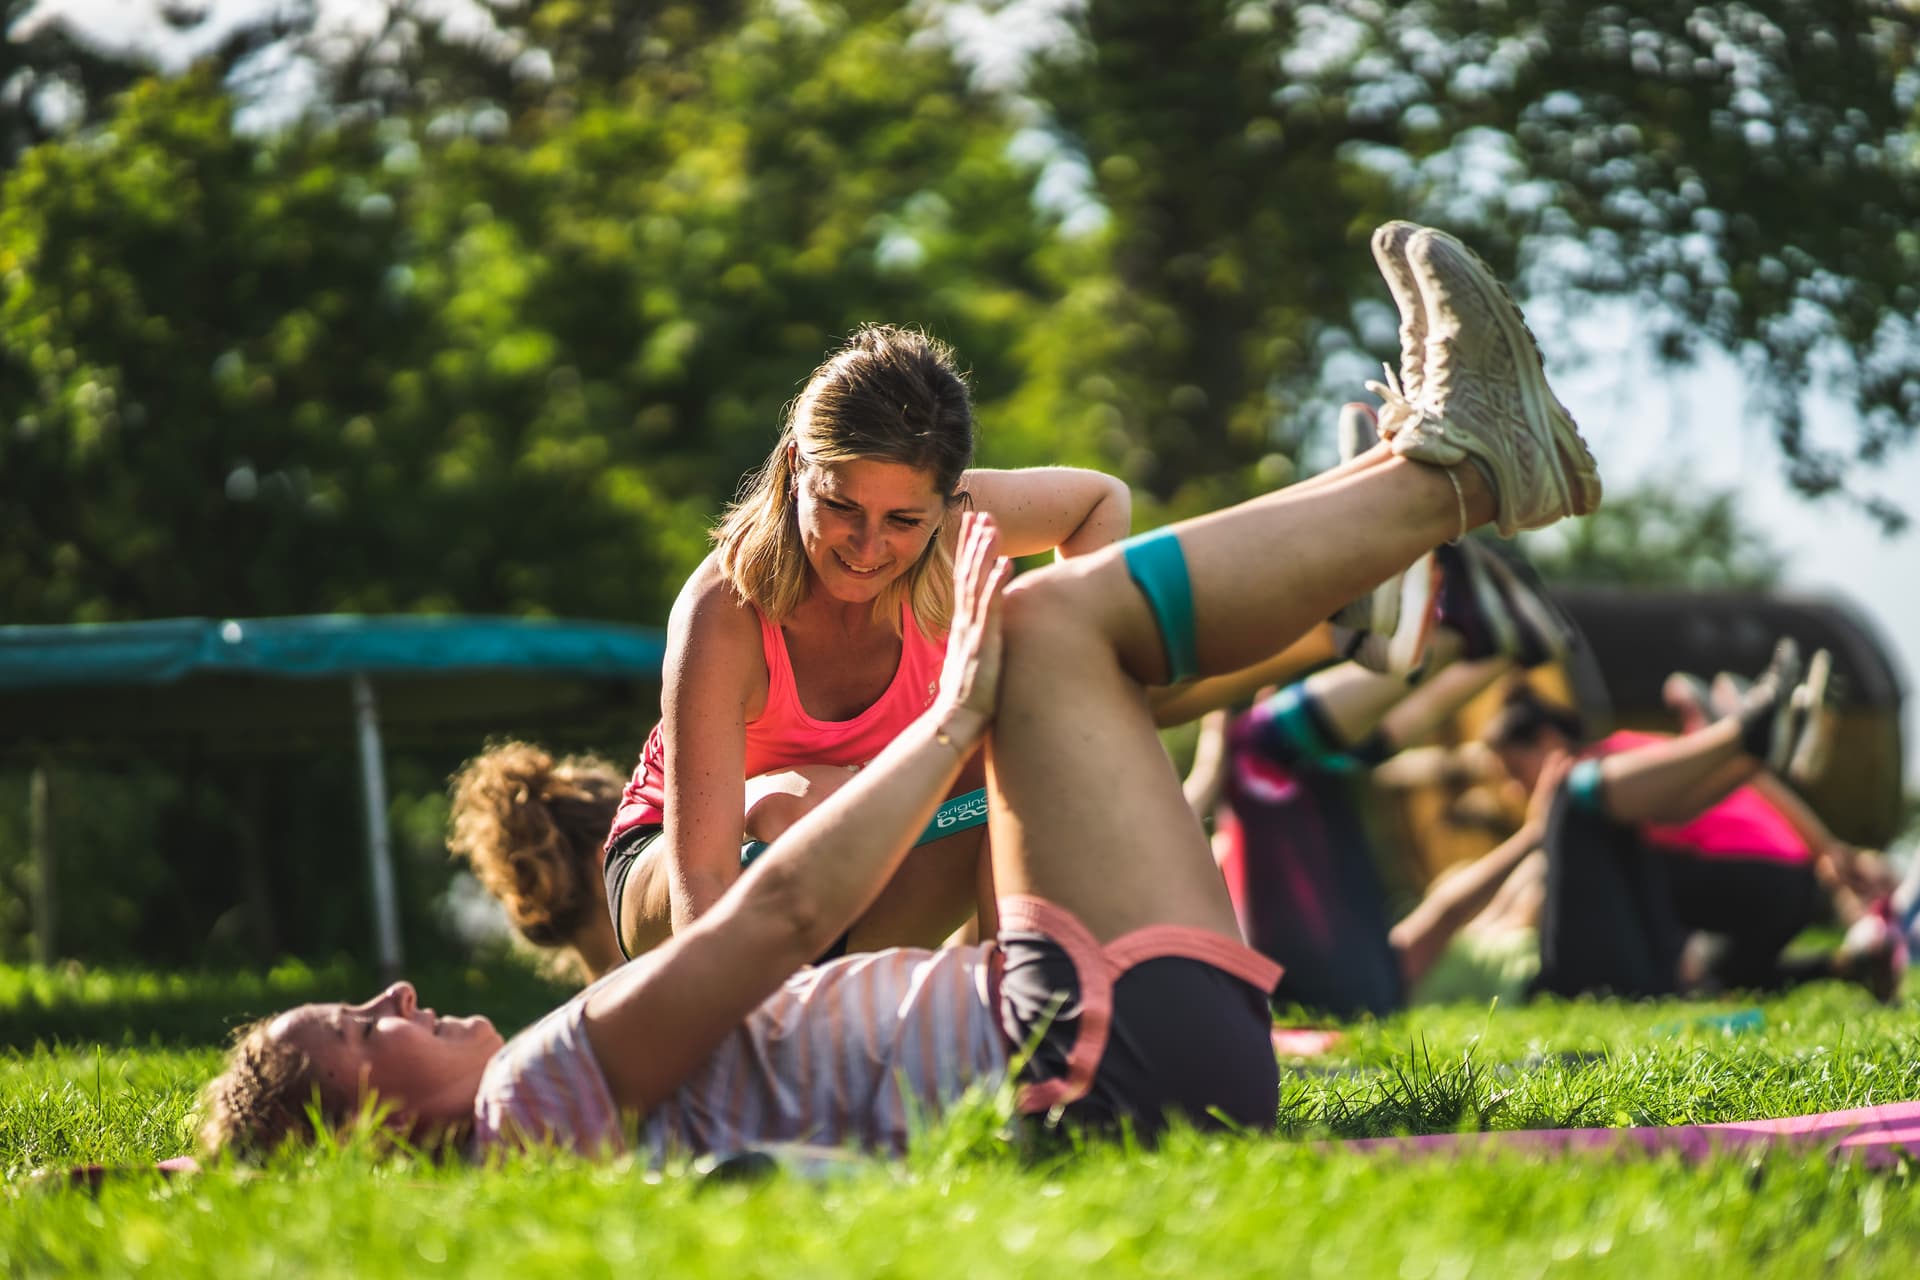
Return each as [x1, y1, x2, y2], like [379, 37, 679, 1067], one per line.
[198, 223, 1600, 1162]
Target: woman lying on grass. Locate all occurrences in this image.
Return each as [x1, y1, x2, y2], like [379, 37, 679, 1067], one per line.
[197, 222, 1600, 1162]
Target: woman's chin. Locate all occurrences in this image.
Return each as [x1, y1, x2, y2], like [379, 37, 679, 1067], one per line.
[821, 565, 898, 601]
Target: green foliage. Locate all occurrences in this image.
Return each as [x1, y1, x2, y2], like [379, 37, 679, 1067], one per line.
[0, 5, 1101, 963]
[0, 11, 1079, 627]
[1519, 482, 1785, 589]
[1035, 0, 1920, 513]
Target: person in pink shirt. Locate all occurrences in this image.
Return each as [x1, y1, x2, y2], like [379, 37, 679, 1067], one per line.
[603, 324, 1132, 966]
[1482, 663, 1897, 1001]
[194, 221, 1604, 1162]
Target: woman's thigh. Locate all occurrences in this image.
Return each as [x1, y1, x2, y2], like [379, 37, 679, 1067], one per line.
[987, 578, 1240, 945]
[844, 826, 987, 952]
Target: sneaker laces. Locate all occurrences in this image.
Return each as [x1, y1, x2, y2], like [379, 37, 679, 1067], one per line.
[1365, 363, 1423, 437]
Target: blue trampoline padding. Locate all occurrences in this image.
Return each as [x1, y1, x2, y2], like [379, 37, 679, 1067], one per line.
[1121, 528, 1199, 683]
[740, 787, 989, 869]
[0, 614, 667, 689]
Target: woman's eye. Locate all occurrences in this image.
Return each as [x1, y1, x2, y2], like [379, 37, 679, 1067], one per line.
[890, 517, 922, 529]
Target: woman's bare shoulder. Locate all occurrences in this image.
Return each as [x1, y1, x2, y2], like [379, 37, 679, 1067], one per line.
[671, 554, 758, 635]
[664, 554, 765, 700]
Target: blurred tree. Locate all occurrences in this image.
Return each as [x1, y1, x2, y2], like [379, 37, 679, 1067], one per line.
[1030, 0, 1919, 521]
[0, 6, 1085, 964]
[1518, 483, 1784, 589]
[0, 5, 1076, 626]
[2, 0, 151, 164]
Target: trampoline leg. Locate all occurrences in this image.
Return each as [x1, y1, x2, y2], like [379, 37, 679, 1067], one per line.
[28, 765, 53, 966]
[351, 674, 405, 978]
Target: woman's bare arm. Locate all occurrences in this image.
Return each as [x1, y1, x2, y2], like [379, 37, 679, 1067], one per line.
[586, 711, 985, 1112]
[1183, 710, 1231, 820]
[960, 467, 1131, 560]
[658, 564, 764, 932]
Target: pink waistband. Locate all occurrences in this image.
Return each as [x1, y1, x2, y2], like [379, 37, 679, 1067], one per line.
[996, 894, 1282, 1116]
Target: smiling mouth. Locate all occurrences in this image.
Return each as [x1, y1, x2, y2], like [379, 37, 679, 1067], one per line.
[835, 553, 887, 577]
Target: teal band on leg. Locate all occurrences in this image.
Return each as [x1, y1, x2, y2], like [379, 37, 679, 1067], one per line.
[739, 787, 990, 870]
[1565, 757, 1606, 814]
[1121, 527, 1199, 683]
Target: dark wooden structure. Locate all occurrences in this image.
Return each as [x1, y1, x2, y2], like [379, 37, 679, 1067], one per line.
[1555, 588, 1906, 847]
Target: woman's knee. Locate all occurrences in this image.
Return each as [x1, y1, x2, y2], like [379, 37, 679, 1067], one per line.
[743, 765, 857, 843]
[1001, 557, 1143, 676]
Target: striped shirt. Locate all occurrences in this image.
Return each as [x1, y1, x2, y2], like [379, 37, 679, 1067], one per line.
[468, 944, 1010, 1162]
[469, 996, 625, 1158]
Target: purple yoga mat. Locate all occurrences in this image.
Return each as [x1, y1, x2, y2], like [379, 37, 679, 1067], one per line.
[1337, 1101, 1920, 1167]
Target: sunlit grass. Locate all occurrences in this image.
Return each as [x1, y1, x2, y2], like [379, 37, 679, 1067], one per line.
[3, 964, 1917, 1277]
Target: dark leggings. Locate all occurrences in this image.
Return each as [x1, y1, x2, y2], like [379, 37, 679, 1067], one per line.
[1223, 689, 1403, 1018]
[1535, 785, 1820, 999]
[602, 825, 849, 964]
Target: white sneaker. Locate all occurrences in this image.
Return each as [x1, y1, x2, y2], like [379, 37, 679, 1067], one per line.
[1331, 403, 1399, 636]
[1369, 221, 1426, 441]
[1327, 402, 1439, 675]
[1728, 638, 1804, 771]
[1376, 224, 1603, 535]
[1336, 399, 1381, 463]
[1332, 553, 1440, 677]
[1785, 648, 1836, 785]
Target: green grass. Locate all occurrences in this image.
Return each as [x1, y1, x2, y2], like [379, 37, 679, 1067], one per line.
[4, 963, 1919, 1277]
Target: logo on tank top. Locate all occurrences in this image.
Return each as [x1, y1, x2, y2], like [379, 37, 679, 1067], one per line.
[926, 679, 938, 707]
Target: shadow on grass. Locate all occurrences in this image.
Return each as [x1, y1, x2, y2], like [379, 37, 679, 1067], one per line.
[0, 955, 576, 1051]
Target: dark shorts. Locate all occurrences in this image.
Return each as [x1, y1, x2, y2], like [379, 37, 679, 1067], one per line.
[602, 825, 850, 965]
[994, 896, 1282, 1141]
[1536, 786, 1820, 999]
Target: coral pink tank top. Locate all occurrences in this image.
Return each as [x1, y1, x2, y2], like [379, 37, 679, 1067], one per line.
[1594, 730, 1811, 865]
[608, 603, 946, 850]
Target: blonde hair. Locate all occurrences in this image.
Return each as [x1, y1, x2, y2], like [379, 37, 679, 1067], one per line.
[197, 1018, 330, 1159]
[197, 1016, 467, 1160]
[447, 742, 622, 951]
[714, 324, 975, 635]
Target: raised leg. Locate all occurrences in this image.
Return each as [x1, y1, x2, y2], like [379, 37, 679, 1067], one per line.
[983, 456, 1496, 944]
[1592, 719, 1756, 826]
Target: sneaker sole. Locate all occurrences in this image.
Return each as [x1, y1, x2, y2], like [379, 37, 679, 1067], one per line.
[1407, 228, 1603, 529]
[1370, 222, 1425, 434]
[1387, 551, 1440, 674]
[1786, 648, 1835, 785]
[1480, 546, 1574, 667]
[1453, 542, 1519, 661]
[1330, 403, 1399, 633]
